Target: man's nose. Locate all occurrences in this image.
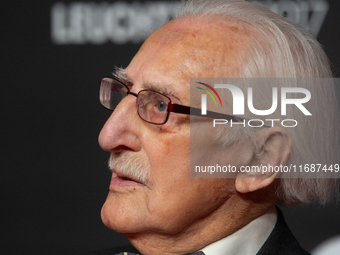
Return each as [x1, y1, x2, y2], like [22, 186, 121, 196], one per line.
[98, 96, 142, 152]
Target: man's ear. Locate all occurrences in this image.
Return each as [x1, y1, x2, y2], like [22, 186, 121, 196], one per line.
[235, 127, 291, 194]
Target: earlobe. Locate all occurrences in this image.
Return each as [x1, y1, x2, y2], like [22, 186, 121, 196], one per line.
[235, 127, 291, 194]
[235, 177, 277, 194]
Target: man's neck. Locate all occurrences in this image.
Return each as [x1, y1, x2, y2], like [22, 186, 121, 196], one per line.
[125, 195, 276, 255]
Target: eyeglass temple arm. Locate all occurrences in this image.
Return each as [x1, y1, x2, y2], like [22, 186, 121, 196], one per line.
[170, 104, 243, 122]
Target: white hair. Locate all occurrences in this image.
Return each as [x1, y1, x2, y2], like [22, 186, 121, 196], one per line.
[177, 0, 340, 206]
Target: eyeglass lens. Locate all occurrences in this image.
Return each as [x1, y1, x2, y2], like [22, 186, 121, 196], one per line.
[137, 90, 170, 124]
[100, 78, 128, 111]
[100, 78, 171, 124]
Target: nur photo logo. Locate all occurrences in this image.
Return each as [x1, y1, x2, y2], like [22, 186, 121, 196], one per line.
[194, 79, 313, 128]
[196, 82, 223, 115]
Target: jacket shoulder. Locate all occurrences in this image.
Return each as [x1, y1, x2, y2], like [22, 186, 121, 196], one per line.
[257, 207, 310, 255]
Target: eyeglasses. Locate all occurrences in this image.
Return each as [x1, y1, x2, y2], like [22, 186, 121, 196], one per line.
[99, 77, 242, 125]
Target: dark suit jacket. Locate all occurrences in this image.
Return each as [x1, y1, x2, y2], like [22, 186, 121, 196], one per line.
[83, 208, 310, 255]
[256, 207, 310, 255]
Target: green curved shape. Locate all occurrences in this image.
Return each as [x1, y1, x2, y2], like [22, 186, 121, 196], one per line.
[196, 87, 217, 105]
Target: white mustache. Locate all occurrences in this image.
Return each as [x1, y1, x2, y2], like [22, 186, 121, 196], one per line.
[108, 152, 150, 184]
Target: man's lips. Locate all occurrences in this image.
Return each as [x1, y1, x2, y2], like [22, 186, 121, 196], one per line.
[110, 170, 145, 187]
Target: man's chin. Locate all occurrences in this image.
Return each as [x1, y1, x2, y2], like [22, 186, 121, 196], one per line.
[101, 194, 145, 233]
[101, 198, 126, 232]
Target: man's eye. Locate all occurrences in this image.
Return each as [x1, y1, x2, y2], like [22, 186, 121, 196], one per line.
[157, 101, 167, 111]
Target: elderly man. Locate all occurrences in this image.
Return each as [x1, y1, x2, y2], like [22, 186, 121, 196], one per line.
[97, 0, 339, 254]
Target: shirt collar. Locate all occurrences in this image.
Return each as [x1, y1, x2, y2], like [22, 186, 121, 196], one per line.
[201, 206, 277, 255]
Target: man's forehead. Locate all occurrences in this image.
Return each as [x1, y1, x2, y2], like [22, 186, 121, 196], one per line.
[146, 16, 253, 78]
[125, 16, 254, 98]
[149, 16, 252, 47]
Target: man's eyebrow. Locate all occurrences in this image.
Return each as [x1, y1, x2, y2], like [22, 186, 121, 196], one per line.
[112, 67, 131, 84]
[112, 67, 177, 98]
[142, 82, 176, 98]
